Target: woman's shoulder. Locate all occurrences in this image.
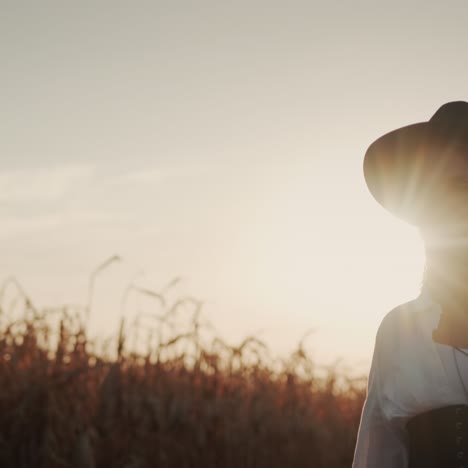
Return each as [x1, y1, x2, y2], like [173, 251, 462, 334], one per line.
[377, 295, 430, 344]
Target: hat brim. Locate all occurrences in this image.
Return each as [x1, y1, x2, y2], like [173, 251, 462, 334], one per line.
[363, 121, 468, 226]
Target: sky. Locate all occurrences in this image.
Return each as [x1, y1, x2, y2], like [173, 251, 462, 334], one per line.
[1, 1, 468, 374]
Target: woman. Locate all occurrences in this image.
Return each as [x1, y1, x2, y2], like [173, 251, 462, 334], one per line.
[352, 101, 468, 468]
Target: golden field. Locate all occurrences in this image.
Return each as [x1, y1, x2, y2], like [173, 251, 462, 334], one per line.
[0, 270, 366, 468]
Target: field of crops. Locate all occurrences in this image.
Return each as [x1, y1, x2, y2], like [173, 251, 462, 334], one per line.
[0, 271, 366, 468]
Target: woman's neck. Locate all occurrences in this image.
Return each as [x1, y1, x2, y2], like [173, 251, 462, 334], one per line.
[423, 234, 468, 313]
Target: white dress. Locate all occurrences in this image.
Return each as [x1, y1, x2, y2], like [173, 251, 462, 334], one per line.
[352, 290, 468, 468]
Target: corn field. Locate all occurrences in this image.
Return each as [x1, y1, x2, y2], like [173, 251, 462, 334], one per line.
[0, 270, 366, 468]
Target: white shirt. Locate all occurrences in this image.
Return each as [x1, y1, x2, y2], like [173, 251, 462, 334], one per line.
[352, 290, 468, 468]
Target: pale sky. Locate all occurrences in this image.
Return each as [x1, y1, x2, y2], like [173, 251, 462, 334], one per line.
[2, 1, 468, 374]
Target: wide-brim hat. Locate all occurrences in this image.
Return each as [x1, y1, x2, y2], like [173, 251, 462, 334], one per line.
[363, 101, 468, 226]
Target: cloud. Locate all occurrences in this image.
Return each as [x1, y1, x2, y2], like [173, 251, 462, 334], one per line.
[106, 164, 213, 186]
[0, 209, 119, 238]
[0, 164, 95, 203]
